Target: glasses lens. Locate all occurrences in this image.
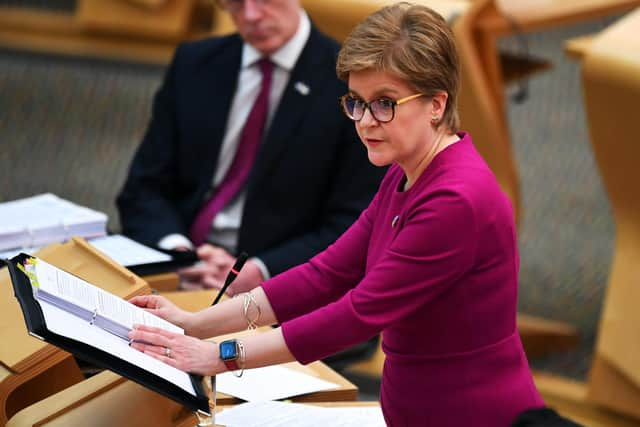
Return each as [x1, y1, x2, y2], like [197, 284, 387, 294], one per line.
[343, 96, 364, 121]
[370, 99, 394, 122]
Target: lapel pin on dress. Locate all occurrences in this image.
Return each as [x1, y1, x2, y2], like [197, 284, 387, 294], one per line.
[392, 215, 400, 228]
[294, 81, 310, 96]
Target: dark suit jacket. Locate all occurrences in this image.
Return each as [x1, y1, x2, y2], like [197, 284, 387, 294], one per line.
[117, 27, 384, 276]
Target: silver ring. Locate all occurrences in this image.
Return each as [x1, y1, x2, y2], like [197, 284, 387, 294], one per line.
[164, 347, 172, 358]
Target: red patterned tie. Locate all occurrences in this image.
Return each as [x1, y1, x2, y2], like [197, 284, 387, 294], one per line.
[189, 58, 274, 246]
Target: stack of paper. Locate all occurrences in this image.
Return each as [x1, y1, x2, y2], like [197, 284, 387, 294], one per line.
[217, 365, 339, 402]
[217, 401, 385, 427]
[0, 193, 107, 251]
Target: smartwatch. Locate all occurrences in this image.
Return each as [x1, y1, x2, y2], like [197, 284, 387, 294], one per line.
[219, 339, 243, 373]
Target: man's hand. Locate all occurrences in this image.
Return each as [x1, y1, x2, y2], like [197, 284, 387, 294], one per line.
[178, 244, 264, 294]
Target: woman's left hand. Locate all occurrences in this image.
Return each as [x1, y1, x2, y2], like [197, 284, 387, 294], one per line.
[129, 325, 222, 376]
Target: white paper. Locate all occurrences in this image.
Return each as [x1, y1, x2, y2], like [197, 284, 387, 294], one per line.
[40, 302, 196, 395]
[0, 193, 107, 250]
[217, 365, 338, 402]
[88, 234, 171, 266]
[34, 259, 181, 333]
[217, 401, 386, 427]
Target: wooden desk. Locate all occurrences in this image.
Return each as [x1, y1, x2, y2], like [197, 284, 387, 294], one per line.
[6, 360, 357, 426]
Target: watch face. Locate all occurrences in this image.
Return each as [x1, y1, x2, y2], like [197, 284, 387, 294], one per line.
[220, 340, 238, 361]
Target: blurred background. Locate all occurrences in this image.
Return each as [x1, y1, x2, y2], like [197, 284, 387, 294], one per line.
[1, 0, 638, 424]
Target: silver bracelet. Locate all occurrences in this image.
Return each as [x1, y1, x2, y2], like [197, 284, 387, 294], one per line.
[242, 292, 261, 330]
[232, 340, 246, 378]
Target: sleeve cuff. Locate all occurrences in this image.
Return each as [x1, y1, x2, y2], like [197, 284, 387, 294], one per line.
[250, 257, 271, 281]
[157, 234, 194, 250]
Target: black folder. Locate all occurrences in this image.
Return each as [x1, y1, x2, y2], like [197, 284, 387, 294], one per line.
[3, 253, 211, 415]
[126, 248, 199, 276]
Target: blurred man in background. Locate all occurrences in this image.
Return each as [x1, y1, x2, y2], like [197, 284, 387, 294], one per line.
[117, 0, 383, 302]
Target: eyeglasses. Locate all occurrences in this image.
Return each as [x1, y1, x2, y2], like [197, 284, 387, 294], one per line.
[339, 93, 424, 123]
[218, 0, 269, 13]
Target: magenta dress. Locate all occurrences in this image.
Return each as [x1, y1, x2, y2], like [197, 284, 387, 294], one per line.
[262, 133, 544, 426]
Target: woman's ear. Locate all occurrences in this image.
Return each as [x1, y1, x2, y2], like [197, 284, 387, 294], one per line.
[430, 91, 449, 123]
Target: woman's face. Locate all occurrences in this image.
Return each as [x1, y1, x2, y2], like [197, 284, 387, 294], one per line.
[347, 70, 438, 174]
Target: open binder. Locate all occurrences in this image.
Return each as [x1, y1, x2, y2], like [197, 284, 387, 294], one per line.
[4, 253, 211, 416]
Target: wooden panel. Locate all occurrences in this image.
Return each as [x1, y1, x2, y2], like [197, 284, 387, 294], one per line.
[582, 8, 640, 389]
[517, 314, 580, 358]
[0, 6, 208, 65]
[300, 0, 469, 43]
[145, 272, 180, 292]
[579, 13, 640, 419]
[4, 355, 84, 425]
[587, 356, 640, 420]
[0, 263, 50, 371]
[6, 370, 189, 427]
[565, 34, 597, 60]
[478, 0, 640, 35]
[76, 0, 196, 40]
[533, 371, 640, 427]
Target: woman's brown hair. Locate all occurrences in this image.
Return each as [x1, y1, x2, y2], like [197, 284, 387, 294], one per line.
[336, 2, 460, 131]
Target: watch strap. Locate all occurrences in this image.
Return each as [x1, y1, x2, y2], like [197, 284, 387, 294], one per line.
[223, 358, 240, 372]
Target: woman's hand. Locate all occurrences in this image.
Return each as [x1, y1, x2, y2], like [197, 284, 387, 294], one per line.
[129, 294, 192, 332]
[128, 325, 224, 376]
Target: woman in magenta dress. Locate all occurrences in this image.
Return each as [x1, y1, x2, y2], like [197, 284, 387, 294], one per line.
[129, 3, 544, 425]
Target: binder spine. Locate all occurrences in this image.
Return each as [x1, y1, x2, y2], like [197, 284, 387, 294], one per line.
[36, 291, 95, 324]
[93, 315, 130, 341]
